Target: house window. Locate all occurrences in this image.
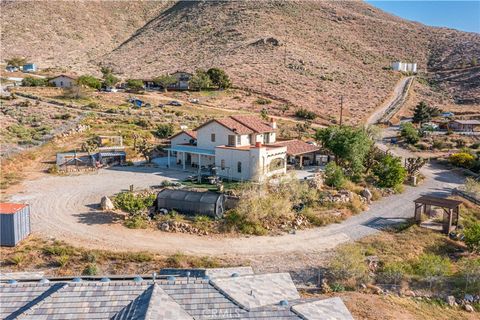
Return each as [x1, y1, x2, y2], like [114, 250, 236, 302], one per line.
[228, 135, 235, 146]
[263, 134, 270, 144]
[248, 134, 252, 145]
[211, 133, 216, 142]
[221, 160, 225, 170]
[60, 81, 63, 87]
[237, 135, 241, 145]
[237, 161, 242, 173]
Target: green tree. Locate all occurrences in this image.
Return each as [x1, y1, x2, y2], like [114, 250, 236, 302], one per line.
[207, 67, 231, 89]
[189, 69, 212, 91]
[76, 75, 101, 90]
[103, 73, 119, 88]
[295, 108, 317, 120]
[324, 162, 346, 188]
[464, 223, 480, 253]
[412, 101, 441, 124]
[153, 74, 177, 92]
[155, 123, 174, 138]
[400, 122, 420, 144]
[126, 79, 144, 92]
[5, 57, 26, 67]
[315, 126, 373, 179]
[372, 154, 407, 188]
[21, 76, 47, 87]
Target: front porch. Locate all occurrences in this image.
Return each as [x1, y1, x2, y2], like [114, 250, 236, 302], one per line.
[165, 145, 216, 175]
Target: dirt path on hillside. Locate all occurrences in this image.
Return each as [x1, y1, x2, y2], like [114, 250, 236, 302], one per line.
[366, 76, 414, 125]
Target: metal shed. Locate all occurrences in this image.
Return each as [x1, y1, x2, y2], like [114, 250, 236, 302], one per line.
[0, 203, 31, 247]
[156, 189, 225, 219]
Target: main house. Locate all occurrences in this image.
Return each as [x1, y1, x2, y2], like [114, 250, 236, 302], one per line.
[167, 115, 320, 182]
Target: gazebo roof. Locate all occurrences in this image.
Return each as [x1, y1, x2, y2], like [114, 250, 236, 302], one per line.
[413, 195, 462, 209]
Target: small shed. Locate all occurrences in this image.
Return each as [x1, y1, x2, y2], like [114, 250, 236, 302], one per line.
[156, 189, 225, 219]
[413, 196, 462, 234]
[0, 203, 31, 246]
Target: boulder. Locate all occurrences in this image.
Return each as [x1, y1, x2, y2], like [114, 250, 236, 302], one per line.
[464, 304, 474, 313]
[361, 188, 373, 202]
[100, 196, 114, 211]
[446, 295, 456, 307]
[464, 294, 474, 303]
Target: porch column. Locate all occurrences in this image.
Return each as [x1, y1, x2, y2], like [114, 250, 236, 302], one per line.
[167, 150, 171, 168]
[182, 152, 186, 171]
[198, 154, 202, 175]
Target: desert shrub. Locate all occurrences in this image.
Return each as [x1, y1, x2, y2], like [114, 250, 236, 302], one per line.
[85, 102, 100, 109]
[324, 162, 346, 188]
[377, 261, 410, 285]
[372, 154, 407, 188]
[47, 165, 60, 175]
[166, 253, 220, 268]
[456, 258, 480, 294]
[124, 215, 149, 229]
[56, 255, 70, 267]
[113, 192, 156, 215]
[53, 113, 72, 120]
[400, 123, 420, 144]
[127, 251, 153, 262]
[255, 97, 271, 105]
[77, 75, 101, 90]
[413, 253, 451, 287]
[43, 243, 74, 256]
[295, 108, 317, 120]
[126, 79, 144, 92]
[449, 152, 475, 168]
[155, 123, 174, 138]
[82, 263, 99, 275]
[83, 252, 97, 263]
[464, 223, 480, 253]
[328, 245, 370, 287]
[8, 254, 26, 267]
[21, 76, 47, 87]
[464, 177, 480, 197]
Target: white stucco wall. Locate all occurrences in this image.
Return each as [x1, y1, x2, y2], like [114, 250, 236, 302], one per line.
[49, 76, 75, 88]
[171, 133, 195, 147]
[196, 122, 236, 150]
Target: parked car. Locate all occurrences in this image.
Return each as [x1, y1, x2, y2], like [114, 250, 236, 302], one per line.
[189, 98, 199, 104]
[168, 100, 182, 106]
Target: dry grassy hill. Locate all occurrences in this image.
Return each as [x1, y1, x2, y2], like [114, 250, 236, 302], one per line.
[1, 0, 479, 123]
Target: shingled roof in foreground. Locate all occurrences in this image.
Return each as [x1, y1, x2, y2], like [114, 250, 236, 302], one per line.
[0, 268, 354, 320]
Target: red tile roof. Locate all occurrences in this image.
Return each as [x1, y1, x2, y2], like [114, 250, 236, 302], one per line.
[195, 116, 275, 134]
[0, 203, 28, 214]
[273, 140, 320, 156]
[170, 130, 197, 139]
[231, 115, 274, 133]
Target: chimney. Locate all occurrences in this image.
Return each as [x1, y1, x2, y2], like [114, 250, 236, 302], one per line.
[255, 142, 262, 148]
[269, 117, 277, 129]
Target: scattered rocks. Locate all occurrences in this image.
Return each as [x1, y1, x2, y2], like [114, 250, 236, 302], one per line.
[251, 37, 281, 47]
[60, 124, 90, 138]
[366, 284, 383, 295]
[446, 295, 456, 307]
[404, 290, 416, 297]
[464, 294, 474, 303]
[158, 220, 208, 236]
[100, 196, 114, 211]
[322, 190, 352, 204]
[360, 188, 372, 203]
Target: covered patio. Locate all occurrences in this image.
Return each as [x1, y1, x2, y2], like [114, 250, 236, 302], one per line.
[165, 145, 215, 175]
[413, 195, 463, 234]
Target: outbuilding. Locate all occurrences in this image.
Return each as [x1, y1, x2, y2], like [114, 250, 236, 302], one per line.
[156, 189, 225, 219]
[49, 74, 77, 88]
[0, 203, 31, 246]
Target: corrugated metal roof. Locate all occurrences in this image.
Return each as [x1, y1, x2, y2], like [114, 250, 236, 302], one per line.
[0, 203, 27, 214]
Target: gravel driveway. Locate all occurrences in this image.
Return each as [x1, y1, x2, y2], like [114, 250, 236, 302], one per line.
[10, 163, 464, 258]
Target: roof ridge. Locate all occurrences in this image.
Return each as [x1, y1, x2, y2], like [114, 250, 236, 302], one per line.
[144, 283, 194, 320]
[14, 283, 69, 319]
[230, 115, 263, 133]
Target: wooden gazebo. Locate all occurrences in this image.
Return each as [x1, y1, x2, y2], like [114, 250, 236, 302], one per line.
[413, 196, 463, 234]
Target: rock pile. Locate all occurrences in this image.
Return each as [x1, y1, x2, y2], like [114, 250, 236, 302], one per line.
[322, 190, 352, 203]
[60, 124, 90, 138]
[158, 220, 209, 236]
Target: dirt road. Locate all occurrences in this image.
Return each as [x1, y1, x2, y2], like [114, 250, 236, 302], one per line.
[366, 76, 414, 125]
[10, 163, 463, 259]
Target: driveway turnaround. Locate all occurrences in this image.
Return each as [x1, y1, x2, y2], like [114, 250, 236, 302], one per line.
[11, 163, 464, 256]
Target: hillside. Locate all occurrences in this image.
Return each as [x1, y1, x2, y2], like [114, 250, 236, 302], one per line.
[1, 0, 479, 123]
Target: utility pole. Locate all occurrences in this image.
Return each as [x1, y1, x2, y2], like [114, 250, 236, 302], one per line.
[339, 96, 344, 126]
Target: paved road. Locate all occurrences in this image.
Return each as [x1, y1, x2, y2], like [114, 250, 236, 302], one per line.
[10, 162, 464, 256]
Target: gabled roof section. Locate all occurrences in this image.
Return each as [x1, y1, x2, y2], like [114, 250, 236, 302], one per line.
[273, 139, 320, 156]
[194, 115, 275, 135]
[210, 273, 300, 310]
[452, 119, 480, 125]
[231, 115, 275, 133]
[292, 297, 354, 320]
[170, 130, 197, 140]
[49, 74, 78, 80]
